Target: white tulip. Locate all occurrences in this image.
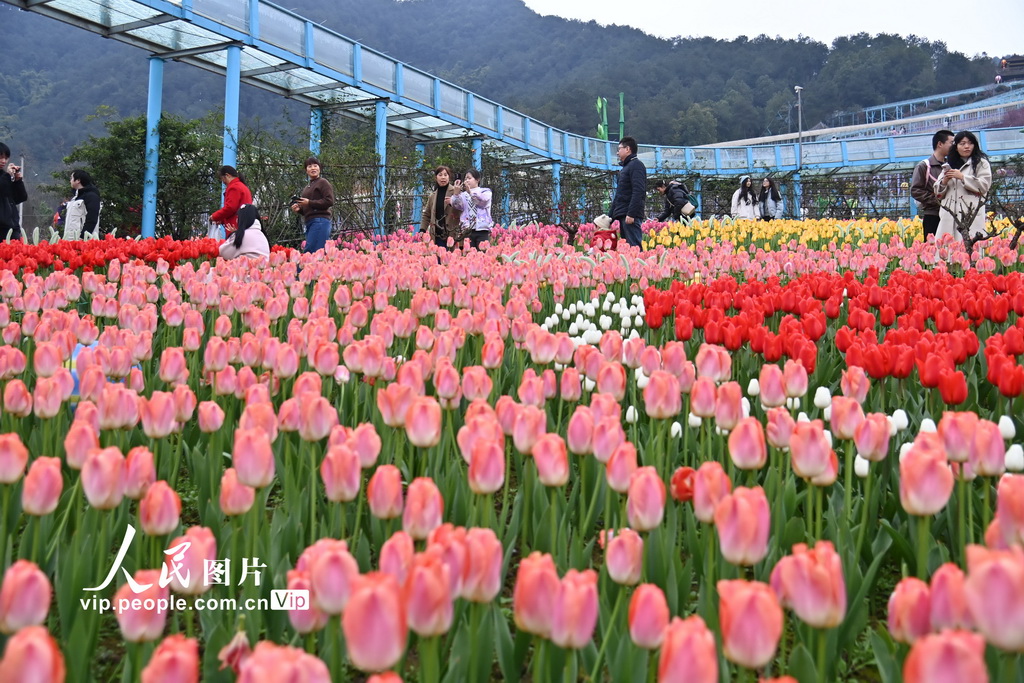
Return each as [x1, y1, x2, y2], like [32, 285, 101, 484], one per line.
[1005, 444, 1024, 472]
[569, 323, 579, 336]
[747, 378, 760, 397]
[670, 422, 683, 438]
[823, 405, 832, 422]
[854, 455, 871, 478]
[625, 406, 639, 424]
[892, 409, 909, 431]
[688, 413, 703, 428]
[635, 373, 650, 389]
[898, 442, 913, 462]
[813, 387, 832, 409]
[919, 418, 937, 433]
[797, 411, 810, 423]
[583, 378, 596, 393]
[999, 416, 1016, 441]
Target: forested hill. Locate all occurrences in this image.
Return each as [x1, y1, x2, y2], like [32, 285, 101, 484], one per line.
[1, 0, 995, 181]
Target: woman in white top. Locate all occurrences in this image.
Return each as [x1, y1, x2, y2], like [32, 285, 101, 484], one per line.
[731, 176, 757, 220]
[934, 131, 992, 241]
[219, 204, 270, 260]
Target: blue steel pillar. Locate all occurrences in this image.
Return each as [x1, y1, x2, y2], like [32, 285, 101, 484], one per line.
[222, 45, 241, 168]
[413, 143, 425, 232]
[501, 168, 511, 225]
[309, 108, 323, 155]
[694, 177, 703, 217]
[793, 172, 803, 219]
[142, 57, 164, 239]
[472, 139, 482, 172]
[551, 162, 562, 224]
[374, 100, 387, 237]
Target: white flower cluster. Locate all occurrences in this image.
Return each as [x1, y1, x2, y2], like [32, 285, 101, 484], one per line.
[540, 292, 647, 344]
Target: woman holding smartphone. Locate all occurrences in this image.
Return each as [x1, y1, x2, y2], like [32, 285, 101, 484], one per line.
[450, 168, 493, 249]
[934, 131, 992, 241]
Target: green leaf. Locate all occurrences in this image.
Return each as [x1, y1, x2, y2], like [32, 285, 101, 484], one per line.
[869, 628, 903, 683]
[878, 519, 915, 566]
[788, 642, 819, 683]
[494, 607, 520, 682]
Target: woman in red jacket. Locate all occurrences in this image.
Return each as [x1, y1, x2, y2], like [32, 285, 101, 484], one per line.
[210, 165, 253, 236]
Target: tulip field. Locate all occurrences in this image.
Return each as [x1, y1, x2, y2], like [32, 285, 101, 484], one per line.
[3, 217, 1024, 682]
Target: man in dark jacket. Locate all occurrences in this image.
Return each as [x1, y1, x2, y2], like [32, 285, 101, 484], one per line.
[910, 129, 954, 240]
[0, 143, 27, 241]
[655, 179, 691, 222]
[609, 136, 646, 247]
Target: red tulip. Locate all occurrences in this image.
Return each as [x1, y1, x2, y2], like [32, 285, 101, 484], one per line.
[629, 584, 670, 649]
[718, 579, 783, 669]
[670, 466, 695, 502]
[658, 616, 718, 683]
[938, 368, 968, 405]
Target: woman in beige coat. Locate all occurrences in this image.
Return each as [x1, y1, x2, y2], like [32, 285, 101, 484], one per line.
[420, 165, 460, 249]
[934, 131, 992, 241]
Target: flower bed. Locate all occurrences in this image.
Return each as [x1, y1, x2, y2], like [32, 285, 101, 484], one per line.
[0, 230, 1021, 682]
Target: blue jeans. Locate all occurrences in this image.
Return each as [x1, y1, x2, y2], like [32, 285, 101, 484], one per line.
[615, 216, 643, 248]
[304, 217, 331, 253]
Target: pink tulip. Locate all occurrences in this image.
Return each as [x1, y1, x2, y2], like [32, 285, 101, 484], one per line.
[468, 440, 505, 495]
[718, 579, 783, 669]
[728, 417, 767, 470]
[692, 461, 732, 523]
[629, 583, 670, 650]
[533, 434, 569, 487]
[714, 381, 743, 431]
[605, 528, 644, 585]
[854, 413, 891, 462]
[403, 477, 444, 540]
[402, 548, 453, 637]
[219, 468, 256, 516]
[658, 616, 718, 683]
[461, 527, 502, 603]
[963, 544, 1024, 651]
[165, 527, 217, 596]
[714, 487, 771, 571]
[900, 441, 954, 516]
[929, 562, 973, 631]
[140, 634, 199, 683]
[232, 428, 275, 489]
[904, 631, 988, 683]
[0, 561, 51, 634]
[551, 569, 599, 649]
[124, 446, 156, 499]
[343, 573, 407, 673]
[0, 433, 29, 483]
[758, 364, 786, 408]
[368, 465, 404, 520]
[627, 467, 666, 531]
[643, 370, 682, 419]
[21, 457, 63, 516]
[566, 406, 594, 456]
[81, 446, 125, 510]
[513, 552, 560, 638]
[236, 642, 330, 683]
[789, 419, 831, 479]
[770, 541, 846, 628]
[379, 531, 415, 585]
[887, 577, 932, 644]
[139, 480, 181, 536]
[0, 626, 66, 682]
[321, 445, 361, 503]
[114, 570, 168, 642]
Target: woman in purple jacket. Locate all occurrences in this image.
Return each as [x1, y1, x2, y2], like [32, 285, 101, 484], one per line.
[450, 168, 494, 249]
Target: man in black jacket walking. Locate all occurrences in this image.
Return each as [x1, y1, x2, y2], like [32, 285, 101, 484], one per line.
[0, 143, 27, 241]
[655, 179, 691, 222]
[610, 136, 646, 248]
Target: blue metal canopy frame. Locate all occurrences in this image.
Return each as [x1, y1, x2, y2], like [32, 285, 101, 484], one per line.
[5, 0, 1024, 236]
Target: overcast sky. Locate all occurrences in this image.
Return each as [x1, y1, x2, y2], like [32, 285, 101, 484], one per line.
[521, 0, 1021, 58]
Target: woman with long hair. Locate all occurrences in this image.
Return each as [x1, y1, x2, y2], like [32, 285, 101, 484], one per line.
[291, 157, 335, 254]
[64, 169, 101, 240]
[210, 165, 253, 237]
[934, 131, 992, 241]
[450, 168, 494, 249]
[218, 204, 269, 260]
[420, 165, 460, 249]
[731, 176, 757, 220]
[758, 177, 783, 221]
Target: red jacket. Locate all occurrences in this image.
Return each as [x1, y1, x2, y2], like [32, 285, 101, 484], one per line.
[210, 178, 253, 230]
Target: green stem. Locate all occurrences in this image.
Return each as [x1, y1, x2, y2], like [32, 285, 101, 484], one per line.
[421, 635, 440, 683]
[855, 469, 873, 560]
[983, 478, 993, 535]
[843, 440, 854, 531]
[589, 585, 627, 682]
[817, 627, 829, 683]
[957, 477, 967, 566]
[550, 486, 559, 556]
[917, 515, 930, 580]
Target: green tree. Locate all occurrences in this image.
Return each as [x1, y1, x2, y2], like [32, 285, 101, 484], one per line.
[48, 112, 222, 239]
[675, 103, 718, 146]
